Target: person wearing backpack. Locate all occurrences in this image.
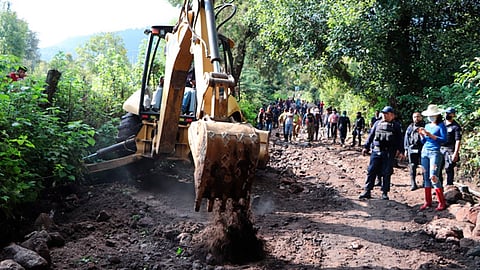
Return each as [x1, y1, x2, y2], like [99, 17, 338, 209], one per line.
[404, 112, 425, 191]
[305, 108, 316, 142]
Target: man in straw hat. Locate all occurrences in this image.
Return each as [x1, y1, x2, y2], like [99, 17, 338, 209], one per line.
[360, 106, 405, 200]
[418, 104, 448, 211]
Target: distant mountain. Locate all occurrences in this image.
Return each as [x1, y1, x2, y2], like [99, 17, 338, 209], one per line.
[39, 28, 149, 63]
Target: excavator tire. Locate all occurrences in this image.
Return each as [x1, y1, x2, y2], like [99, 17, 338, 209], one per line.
[188, 119, 261, 212]
[116, 112, 142, 143]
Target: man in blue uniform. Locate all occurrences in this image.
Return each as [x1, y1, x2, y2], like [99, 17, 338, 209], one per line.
[360, 106, 405, 200]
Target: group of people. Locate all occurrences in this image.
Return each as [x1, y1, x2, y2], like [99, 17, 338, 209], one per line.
[257, 99, 375, 146]
[359, 105, 462, 212]
[257, 100, 462, 211]
[256, 98, 326, 142]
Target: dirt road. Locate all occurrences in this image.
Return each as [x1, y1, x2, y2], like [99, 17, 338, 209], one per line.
[2, 129, 479, 269]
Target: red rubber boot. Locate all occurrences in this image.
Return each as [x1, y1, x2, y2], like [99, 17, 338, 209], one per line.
[435, 188, 447, 211]
[420, 187, 432, 210]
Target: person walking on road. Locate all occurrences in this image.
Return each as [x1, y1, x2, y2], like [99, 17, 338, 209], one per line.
[359, 106, 405, 200]
[305, 108, 316, 142]
[338, 111, 351, 145]
[439, 107, 462, 186]
[418, 104, 448, 211]
[404, 112, 425, 191]
[328, 108, 339, 144]
[352, 112, 366, 147]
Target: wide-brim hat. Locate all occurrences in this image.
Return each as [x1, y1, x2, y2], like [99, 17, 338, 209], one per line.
[421, 104, 443, 116]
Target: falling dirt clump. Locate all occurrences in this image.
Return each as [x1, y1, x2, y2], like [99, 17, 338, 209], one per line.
[193, 200, 265, 265]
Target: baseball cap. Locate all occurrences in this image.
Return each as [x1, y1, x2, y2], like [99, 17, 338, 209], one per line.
[445, 107, 456, 114]
[381, 106, 394, 114]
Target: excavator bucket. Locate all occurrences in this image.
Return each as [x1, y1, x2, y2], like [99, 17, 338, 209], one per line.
[188, 118, 263, 212]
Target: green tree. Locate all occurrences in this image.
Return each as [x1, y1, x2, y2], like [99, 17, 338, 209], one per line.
[75, 33, 133, 119]
[0, 9, 28, 59]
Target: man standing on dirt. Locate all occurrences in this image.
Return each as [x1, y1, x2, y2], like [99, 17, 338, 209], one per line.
[404, 112, 425, 191]
[439, 107, 462, 186]
[360, 106, 405, 200]
[338, 110, 351, 145]
[305, 108, 316, 142]
[351, 112, 365, 147]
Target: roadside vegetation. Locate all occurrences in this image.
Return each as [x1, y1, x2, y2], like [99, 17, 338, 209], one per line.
[0, 0, 479, 218]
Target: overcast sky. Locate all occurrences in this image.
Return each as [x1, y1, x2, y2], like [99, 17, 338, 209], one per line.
[10, 0, 180, 48]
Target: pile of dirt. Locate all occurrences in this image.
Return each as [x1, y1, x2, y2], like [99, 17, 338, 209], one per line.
[2, 129, 480, 269]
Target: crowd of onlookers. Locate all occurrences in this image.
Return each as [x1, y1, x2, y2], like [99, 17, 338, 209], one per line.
[257, 99, 462, 212]
[255, 97, 374, 145]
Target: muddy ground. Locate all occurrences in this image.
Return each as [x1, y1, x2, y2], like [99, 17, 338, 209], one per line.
[2, 127, 480, 269]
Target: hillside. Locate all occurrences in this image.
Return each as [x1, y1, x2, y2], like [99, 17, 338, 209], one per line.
[39, 28, 149, 63]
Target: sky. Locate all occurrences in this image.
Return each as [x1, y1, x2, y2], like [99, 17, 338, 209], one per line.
[10, 0, 180, 48]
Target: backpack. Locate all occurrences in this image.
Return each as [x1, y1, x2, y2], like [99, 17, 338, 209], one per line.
[306, 113, 315, 125]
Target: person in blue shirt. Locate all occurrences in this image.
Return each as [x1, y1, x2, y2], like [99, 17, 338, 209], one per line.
[418, 104, 448, 211]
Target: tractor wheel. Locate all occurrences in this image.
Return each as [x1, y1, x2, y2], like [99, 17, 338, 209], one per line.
[116, 113, 142, 143]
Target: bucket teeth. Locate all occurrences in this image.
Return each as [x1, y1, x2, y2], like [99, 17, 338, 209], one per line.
[188, 120, 261, 212]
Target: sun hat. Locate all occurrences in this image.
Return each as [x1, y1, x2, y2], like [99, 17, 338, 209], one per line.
[445, 107, 456, 114]
[381, 106, 394, 114]
[421, 104, 443, 116]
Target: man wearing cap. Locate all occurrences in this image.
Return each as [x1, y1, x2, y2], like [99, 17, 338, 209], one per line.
[360, 106, 405, 200]
[6, 66, 27, 81]
[439, 107, 462, 186]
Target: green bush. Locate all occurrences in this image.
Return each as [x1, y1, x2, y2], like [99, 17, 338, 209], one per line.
[439, 58, 480, 183]
[0, 74, 95, 215]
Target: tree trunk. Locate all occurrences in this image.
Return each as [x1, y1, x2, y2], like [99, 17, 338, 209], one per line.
[44, 69, 62, 107]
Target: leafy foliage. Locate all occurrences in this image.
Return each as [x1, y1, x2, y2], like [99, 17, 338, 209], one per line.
[0, 8, 40, 68]
[0, 61, 95, 215]
[439, 58, 480, 181]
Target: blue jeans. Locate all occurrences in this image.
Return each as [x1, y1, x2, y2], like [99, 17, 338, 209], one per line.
[265, 121, 273, 132]
[421, 149, 443, 188]
[285, 123, 293, 139]
[364, 149, 395, 193]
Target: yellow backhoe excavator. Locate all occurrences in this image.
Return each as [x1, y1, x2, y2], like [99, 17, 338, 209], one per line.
[84, 0, 269, 213]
